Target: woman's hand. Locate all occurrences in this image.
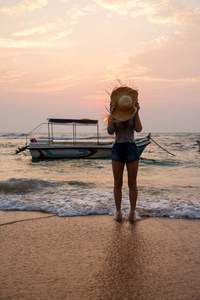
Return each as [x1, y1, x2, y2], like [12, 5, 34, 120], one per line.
[108, 115, 115, 132]
[134, 102, 142, 132]
[135, 102, 140, 111]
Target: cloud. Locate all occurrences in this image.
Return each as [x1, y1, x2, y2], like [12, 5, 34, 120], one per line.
[50, 29, 73, 40]
[27, 76, 77, 94]
[95, 0, 200, 27]
[82, 89, 106, 101]
[128, 76, 200, 83]
[94, 0, 139, 15]
[148, 1, 200, 27]
[94, 0, 173, 17]
[135, 34, 170, 53]
[50, 5, 95, 40]
[107, 63, 148, 75]
[102, 64, 200, 84]
[94, 1, 200, 86]
[11, 18, 74, 41]
[101, 45, 200, 84]
[12, 23, 56, 37]
[68, 4, 95, 25]
[0, 74, 77, 94]
[0, 0, 48, 16]
[0, 38, 50, 48]
[0, 68, 27, 85]
[100, 63, 149, 83]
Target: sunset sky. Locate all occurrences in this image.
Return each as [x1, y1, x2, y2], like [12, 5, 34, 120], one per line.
[0, 0, 200, 133]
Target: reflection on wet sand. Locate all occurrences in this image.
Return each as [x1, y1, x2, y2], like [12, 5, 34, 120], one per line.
[96, 221, 149, 299]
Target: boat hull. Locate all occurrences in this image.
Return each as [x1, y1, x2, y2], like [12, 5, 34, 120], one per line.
[29, 137, 151, 160]
[30, 146, 112, 159]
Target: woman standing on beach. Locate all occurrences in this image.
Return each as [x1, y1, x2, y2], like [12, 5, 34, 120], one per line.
[107, 84, 142, 221]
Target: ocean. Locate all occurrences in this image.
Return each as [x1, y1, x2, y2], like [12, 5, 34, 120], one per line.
[0, 132, 199, 219]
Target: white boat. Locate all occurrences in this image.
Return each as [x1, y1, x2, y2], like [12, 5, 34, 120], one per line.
[17, 118, 151, 160]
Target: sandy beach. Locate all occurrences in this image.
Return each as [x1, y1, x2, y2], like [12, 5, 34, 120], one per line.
[1, 211, 200, 300]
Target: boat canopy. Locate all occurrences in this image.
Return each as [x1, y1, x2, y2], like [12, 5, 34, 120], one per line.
[48, 118, 98, 125]
[47, 118, 100, 144]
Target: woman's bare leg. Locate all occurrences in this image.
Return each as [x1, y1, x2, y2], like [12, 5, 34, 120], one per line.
[126, 160, 139, 219]
[112, 160, 125, 217]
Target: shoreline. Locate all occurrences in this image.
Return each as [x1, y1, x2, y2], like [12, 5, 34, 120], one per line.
[1, 211, 200, 300]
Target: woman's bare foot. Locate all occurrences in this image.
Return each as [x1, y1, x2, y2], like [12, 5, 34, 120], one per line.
[113, 211, 122, 221]
[128, 210, 136, 222]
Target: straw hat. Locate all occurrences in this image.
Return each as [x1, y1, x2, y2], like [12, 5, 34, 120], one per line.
[109, 86, 138, 122]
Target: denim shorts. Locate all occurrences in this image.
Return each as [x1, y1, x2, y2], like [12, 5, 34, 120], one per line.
[111, 142, 139, 162]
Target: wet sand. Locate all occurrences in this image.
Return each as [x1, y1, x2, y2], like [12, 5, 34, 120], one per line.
[1, 211, 200, 300]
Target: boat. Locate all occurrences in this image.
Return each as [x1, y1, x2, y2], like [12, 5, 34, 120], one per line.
[17, 118, 151, 160]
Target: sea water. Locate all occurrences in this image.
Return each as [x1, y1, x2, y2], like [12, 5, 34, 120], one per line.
[0, 132, 199, 219]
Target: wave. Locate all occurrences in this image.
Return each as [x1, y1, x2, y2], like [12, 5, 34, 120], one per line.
[0, 178, 96, 194]
[67, 181, 96, 188]
[137, 198, 200, 219]
[0, 178, 60, 194]
[0, 133, 26, 138]
[140, 158, 181, 167]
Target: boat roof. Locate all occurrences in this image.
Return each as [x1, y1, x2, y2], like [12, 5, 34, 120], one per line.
[48, 118, 98, 125]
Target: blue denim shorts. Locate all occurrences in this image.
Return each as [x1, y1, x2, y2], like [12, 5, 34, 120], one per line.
[111, 142, 139, 162]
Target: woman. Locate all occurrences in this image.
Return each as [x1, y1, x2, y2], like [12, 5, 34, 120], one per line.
[107, 85, 142, 221]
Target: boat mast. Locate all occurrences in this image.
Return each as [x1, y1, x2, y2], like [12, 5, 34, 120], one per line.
[73, 121, 76, 145]
[48, 122, 50, 144]
[51, 122, 54, 143]
[97, 121, 99, 144]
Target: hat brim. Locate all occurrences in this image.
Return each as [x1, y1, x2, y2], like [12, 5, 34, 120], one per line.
[111, 106, 138, 122]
